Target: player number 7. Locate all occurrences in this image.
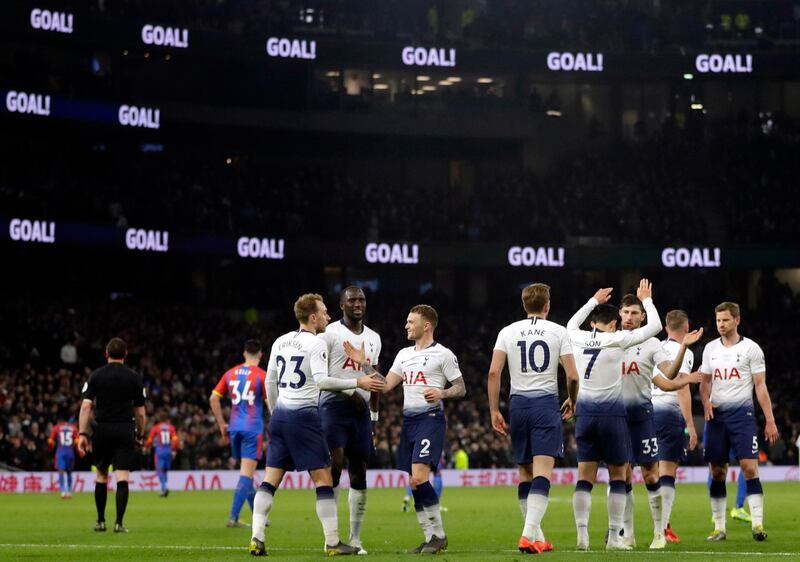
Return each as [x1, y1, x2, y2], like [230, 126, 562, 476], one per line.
[582, 349, 601, 379]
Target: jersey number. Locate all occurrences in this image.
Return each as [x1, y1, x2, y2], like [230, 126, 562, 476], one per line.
[60, 429, 73, 446]
[582, 349, 601, 379]
[229, 380, 256, 405]
[160, 429, 170, 445]
[752, 436, 758, 454]
[276, 356, 307, 389]
[642, 438, 658, 455]
[516, 340, 551, 373]
[419, 439, 431, 457]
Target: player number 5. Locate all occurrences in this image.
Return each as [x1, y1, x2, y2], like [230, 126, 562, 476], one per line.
[752, 436, 758, 454]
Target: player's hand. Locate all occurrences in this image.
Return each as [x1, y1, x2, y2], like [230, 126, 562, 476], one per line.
[560, 398, 575, 420]
[636, 278, 652, 301]
[684, 371, 704, 385]
[490, 410, 508, 436]
[682, 328, 704, 346]
[78, 434, 91, 456]
[703, 401, 716, 421]
[423, 388, 443, 403]
[357, 374, 385, 392]
[592, 287, 613, 304]
[343, 341, 367, 366]
[219, 423, 229, 443]
[688, 428, 698, 451]
[764, 420, 779, 444]
[172, 451, 177, 460]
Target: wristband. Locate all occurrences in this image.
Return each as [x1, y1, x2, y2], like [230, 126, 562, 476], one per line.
[370, 411, 379, 422]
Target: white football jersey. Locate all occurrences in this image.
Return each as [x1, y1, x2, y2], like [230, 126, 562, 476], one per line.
[621, 337, 670, 413]
[388, 342, 463, 415]
[319, 320, 381, 405]
[266, 330, 328, 410]
[652, 339, 694, 413]
[700, 336, 765, 411]
[567, 297, 663, 416]
[493, 317, 571, 398]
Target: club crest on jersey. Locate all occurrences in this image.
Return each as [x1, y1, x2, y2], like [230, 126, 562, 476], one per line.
[622, 361, 641, 376]
[714, 367, 741, 380]
[403, 371, 428, 385]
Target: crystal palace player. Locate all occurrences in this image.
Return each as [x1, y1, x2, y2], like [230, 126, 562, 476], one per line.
[145, 411, 179, 497]
[210, 340, 268, 528]
[617, 295, 703, 549]
[700, 302, 778, 542]
[487, 283, 579, 554]
[566, 280, 661, 551]
[249, 294, 384, 557]
[318, 286, 382, 554]
[48, 415, 78, 498]
[345, 304, 466, 555]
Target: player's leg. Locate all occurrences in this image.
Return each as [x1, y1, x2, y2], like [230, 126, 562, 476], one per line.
[345, 410, 373, 552]
[519, 455, 554, 553]
[410, 411, 448, 554]
[574, 461, 597, 550]
[603, 417, 633, 550]
[250, 467, 285, 555]
[517, 463, 533, 519]
[162, 453, 172, 497]
[573, 415, 599, 550]
[705, 417, 731, 539]
[640, 461, 666, 548]
[155, 453, 167, 495]
[113, 469, 131, 532]
[621, 464, 635, 543]
[732, 413, 766, 540]
[606, 463, 631, 550]
[64, 454, 74, 498]
[330, 447, 346, 503]
[230, 456, 258, 522]
[658, 460, 679, 540]
[58, 467, 66, 496]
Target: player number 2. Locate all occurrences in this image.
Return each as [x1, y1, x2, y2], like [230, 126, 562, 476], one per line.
[516, 340, 551, 373]
[642, 438, 658, 455]
[419, 439, 431, 457]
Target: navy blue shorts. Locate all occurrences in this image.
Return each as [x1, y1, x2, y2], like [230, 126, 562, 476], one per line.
[55, 451, 74, 471]
[397, 409, 446, 473]
[155, 452, 173, 471]
[320, 399, 373, 460]
[509, 395, 564, 463]
[267, 406, 331, 472]
[627, 415, 659, 465]
[230, 430, 263, 461]
[654, 409, 687, 463]
[703, 407, 758, 464]
[575, 415, 631, 465]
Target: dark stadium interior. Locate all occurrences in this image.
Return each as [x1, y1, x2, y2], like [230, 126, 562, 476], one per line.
[2, 0, 799, 477]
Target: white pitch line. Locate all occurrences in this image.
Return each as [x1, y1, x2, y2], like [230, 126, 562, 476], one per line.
[0, 544, 798, 556]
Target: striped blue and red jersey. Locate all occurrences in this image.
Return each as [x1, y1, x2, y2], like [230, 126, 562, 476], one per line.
[48, 423, 77, 455]
[146, 422, 178, 455]
[212, 364, 268, 433]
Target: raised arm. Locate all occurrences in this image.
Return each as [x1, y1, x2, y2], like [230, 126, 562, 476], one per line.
[616, 280, 663, 347]
[656, 329, 703, 380]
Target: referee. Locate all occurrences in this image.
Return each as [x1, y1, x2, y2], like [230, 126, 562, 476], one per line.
[77, 337, 147, 533]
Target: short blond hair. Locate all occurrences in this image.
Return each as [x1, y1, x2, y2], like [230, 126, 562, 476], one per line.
[294, 293, 324, 323]
[410, 304, 438, 329]
[665, 309, 689, 331]
[522, 283, 550, 314]
[715, 301, 740, 318]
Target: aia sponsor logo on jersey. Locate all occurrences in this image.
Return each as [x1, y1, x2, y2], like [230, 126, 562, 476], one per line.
[403, 371, 428, 385]
[622, 361, 641, 376]
[714, 367, 741, 380]
[342, 358, 362, 370]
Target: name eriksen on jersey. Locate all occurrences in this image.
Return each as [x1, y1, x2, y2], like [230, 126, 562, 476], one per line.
[279, 340, 303, 351]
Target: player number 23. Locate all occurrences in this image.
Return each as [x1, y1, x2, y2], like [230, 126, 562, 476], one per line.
[276, 356, 307, 389]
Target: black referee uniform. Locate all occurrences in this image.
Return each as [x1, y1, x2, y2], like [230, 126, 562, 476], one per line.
[80, 359, 146, 532]
[82, 362, 146, 471]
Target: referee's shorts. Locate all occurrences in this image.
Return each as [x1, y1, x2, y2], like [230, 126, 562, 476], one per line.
[92, 422, 139, 471]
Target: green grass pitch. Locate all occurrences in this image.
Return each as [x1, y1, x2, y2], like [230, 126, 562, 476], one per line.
[1, 482, 797, 560]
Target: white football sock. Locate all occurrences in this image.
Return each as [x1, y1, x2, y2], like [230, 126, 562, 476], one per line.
[348, 488, 367, 544]
[252, 490, 273, 542]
